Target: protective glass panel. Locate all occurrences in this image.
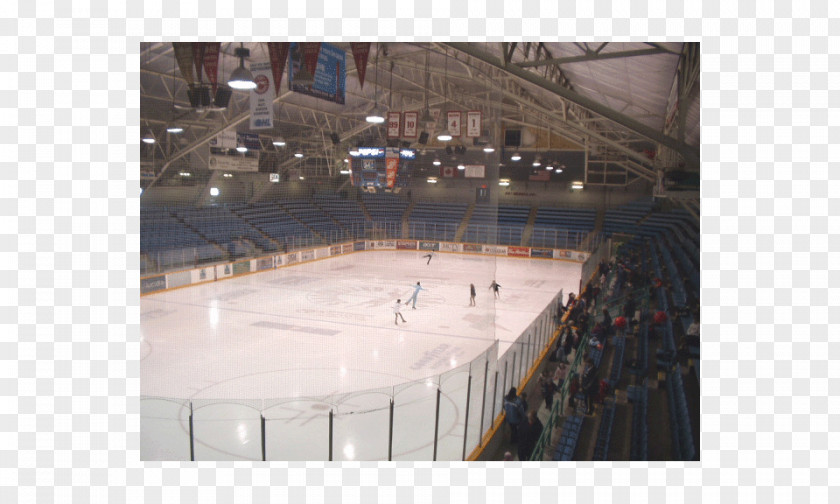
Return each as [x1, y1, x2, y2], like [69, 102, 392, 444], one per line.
[191, 399, 262, 461]
[263, 396, 332, 461]
[140, 397, 191, 461]
[436, 362, 471, 461]
[464, 352, 487, 458]
[391, 377, 438, 460]
[332, 388, 392, 461]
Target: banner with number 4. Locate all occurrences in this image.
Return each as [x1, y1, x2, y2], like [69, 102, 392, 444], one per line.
[447, 111, 461, 137]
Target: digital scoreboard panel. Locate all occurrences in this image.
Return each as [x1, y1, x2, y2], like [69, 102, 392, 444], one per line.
[348, 147, 415, 190]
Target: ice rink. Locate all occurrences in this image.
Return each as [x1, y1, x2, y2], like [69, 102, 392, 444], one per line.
[140, 250, 582, 460]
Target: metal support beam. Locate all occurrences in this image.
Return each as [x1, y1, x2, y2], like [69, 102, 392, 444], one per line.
[516, 47, 667, 68]
[445, 43, 700, 170]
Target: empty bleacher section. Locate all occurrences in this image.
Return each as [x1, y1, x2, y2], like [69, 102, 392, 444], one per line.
[407, 201, 468, 241]
[231, 203, 316, 251]
[529, 206, 596, 249]
[461, 204, 530, 245]
[360, 193, 408, 237]
[312, 194, 369, 240]
[140, 207, 224, 272]
[602, 199, 654, 235]
[173, 206, 278, 257]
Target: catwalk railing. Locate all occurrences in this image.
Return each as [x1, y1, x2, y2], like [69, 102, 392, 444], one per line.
[140, 290, 564, 461]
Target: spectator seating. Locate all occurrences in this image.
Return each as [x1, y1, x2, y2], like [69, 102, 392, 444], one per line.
[232, 203, 317, 249]
[174, 206, 277, 257]
[551, 414, 585, 461]
[665, 369, 696, 460]
[462, 204, 529, 245]
[407, 201, 467, 241]
[627, 383, 649, 461]
[140, 208, 225, 268]
[530, 206, 596, 249]
[592, 402, 616, 461]
[603, 199, 655, 235]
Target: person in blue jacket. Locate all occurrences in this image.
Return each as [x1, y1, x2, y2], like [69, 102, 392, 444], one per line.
[405, 281, 425, 309]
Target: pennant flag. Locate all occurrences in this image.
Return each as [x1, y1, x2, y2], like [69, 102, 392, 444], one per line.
[300, 42, 322, 76]
[203, 42, 221, 95]
[350, 42, 371, 89]
[172, 42, 195, 85]
[192, 43, 206, 82]
[267, 42, 290, 96]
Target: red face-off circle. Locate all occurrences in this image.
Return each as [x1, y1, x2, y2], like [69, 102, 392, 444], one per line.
[255, 75, 270, 94]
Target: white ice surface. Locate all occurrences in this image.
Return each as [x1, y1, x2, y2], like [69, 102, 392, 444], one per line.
[141, 250, 581, 399]
[140, 250, 581, 460]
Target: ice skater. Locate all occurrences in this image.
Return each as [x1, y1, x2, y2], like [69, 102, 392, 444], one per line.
[405, 281, 425, 309]
[469, 283, 476, 306]
[393, 299, 407, 325]
[489, 280, 501, 299]
[422, 250, 435, 265]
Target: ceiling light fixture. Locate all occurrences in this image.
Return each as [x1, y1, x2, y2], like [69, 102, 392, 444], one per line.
[432, 158, 441, 166]
[166, 125, 183, 134]
[511, 152, 521, 161]
[457, 164, 465, 170]
[294, 152, 304, 158]
[437, 47, 452, 142]
[273, 137, 286, 147]
[366, 43, 386, 124]
[483, 146, 495, 153]
[532, 159, 541, 167]
[427, 177, 438, 184]
[236, 145, 247, 153]
[228, 43, 257, 90]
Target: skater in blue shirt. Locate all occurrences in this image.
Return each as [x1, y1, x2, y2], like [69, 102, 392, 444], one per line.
[405, 281, 425, 309]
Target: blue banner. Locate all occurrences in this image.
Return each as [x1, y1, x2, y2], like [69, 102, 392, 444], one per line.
[289, 42, 346, 104]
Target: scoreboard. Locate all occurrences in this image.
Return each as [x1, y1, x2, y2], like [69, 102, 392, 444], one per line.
[348, 147, 415, 189]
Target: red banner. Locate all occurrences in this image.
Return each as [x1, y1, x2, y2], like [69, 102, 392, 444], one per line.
[203, 42, 221, 94]
[386, 157, 398, 188]
[350, 42, 371, 89]
[529, 170, 551, 181]
[300, 42, 322, 76]
[192, 43, 206, 82]
[267, 42, 290, 96]
[508, 246, 530, 257]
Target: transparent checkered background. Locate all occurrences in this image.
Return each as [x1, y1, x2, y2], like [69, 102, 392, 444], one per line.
[2, 0, 837, 502]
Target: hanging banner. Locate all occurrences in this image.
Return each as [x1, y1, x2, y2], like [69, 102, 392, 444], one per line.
[208, 153, 259, 172]
[172, 42, 195, 85]
[387, 112, 401, 138]
[403, 111, 418, 138]
[447, 111, 462, 137]
[464, 165, 485, 178]
[385, 148, 399, 188]
[203, 42, 221, 95]
[529, 169, 551, 181]
[300, 42, 322, 76]
[192, 43, 206, 83]
[236, 132, 261, 150]
[267, 42, 290, 96]
[209, 130, 236, 149]
[466, 111, 482, 138]
[288, 42, 346, 104]
[250, 61, 275, 130]
[350, 42, 371, 89]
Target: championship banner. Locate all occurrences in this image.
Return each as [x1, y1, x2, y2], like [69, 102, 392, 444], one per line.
[192, 43, 206, 83]
[289, 42, 346, 104]
[385, 149, 398, 188]
[464, 165, 485, 178]
[350, 42, 371, 89]
[403, 111, 418, 138]
[250, 61, 275, 130]
[208, 153, 259, 172]
[172, 42, 196, 85]
[466, 111, 481, 137]
[387, 112, 401, 138]
[447, 111, 461, 137]
[267, 42, 290, 96]
[300, 42, 322, 77]
[203, 43, 221, 95]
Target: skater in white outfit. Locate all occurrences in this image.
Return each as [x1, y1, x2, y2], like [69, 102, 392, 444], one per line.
[393, 299, 407, 325]
[405, 281, 425, 309]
